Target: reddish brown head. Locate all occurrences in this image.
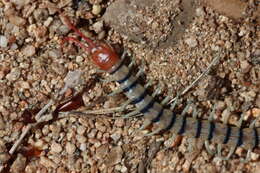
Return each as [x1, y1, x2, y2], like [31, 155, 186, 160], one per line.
[91, 43, 120, 71]
[60, 14, 120, 71]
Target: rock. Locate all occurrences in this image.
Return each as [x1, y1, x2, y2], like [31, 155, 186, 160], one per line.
[22, 45, 36, 57]
[48, 49, 62, 59]
[65, 142, 76, 155]
[0, 116, 5, 130]
[8, 15, 26, 26]
[10, 0, 30, 8]
[110, 130, 122, 142]
[40, 156, 57, 168]
[18, 81, 30, 89]
[202, 0, 246, 20]
[79, 143, 87, 151]
[92, 21, 103, 33]
[50, 142, 63, 153]
[10, 154, 26, 173]
[6, 68, 21, 81]
[105, 146, 123, 166]
[0, 152, 10, 164]
[88, 129, 97, 138]
[240, 60, 251, 73]
[77, 125, 87, 135]
[76, 56, 84, 63]
[0, 35, 8, 48]
[114, 119, 125, 128]
[103, 0, 197, 48]
[92, 4, 102, 15]
[185, 37, 198, 48]
[96, 144, 109, 160]
[76, 135, 87, 143]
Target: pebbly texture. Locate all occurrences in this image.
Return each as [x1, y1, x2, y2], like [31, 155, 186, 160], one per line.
[0, 0, 259, 173]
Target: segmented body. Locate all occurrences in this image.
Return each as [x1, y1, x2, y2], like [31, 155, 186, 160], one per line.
[60, 14, 259, 159]
[108, 58, 259, 151]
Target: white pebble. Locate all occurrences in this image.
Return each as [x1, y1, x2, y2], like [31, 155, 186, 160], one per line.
[44, 17, 53, 27]
[0, 35, 8, 48]
[79, 143, 87, 151]
[93, 21, 103, 33]
[185, 37, 198, 48]
[76, 56, 84, 63]
[92, 4, 102, 15]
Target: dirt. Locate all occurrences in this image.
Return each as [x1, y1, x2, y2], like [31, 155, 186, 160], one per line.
[0, 0, 259, 173]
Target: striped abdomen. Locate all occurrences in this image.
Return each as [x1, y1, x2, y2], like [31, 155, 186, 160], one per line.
[110, 62, 259, 152]
[61, 14, 259, 159]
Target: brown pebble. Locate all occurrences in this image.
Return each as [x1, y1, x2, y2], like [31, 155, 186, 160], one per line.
[10, 154, 27, 173]
[22, 45, 36, 57]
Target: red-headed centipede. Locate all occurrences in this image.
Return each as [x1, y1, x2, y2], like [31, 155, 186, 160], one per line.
[59, 13, 260, 161]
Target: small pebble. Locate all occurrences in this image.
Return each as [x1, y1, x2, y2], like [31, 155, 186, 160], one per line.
[10, 43, 18, 50]
[79, 143, 87, 151]
[88, 129, 97, 138]
[92, 4, 102, 15]
[240, 60, 251, 73]
[250, 152, 259, 161]
[65, 142, 76, 155]
[0, 35, 8, 48]
[121, 165, 128, 173]
[0, 116, 5, 130]
[76, 56, 84, 63]
[8, 15, 26, 26]
[10, 154, 26, 172]
[19, 81, 30, 89]
[40, 156, 57, 168]
[50, 142, 63, 153]
[0, 152, 10, 163]
[185, 37, 198, 48]
[92, 21, 103, 33]
[95, 144, 108, 160]
[105, 146, 123, 166]
[22, 45, 36, 57]
[6, 68, 21, 81]
[44, 17, 53, 27]
[110, 131, 121, 142]
[76, 135, 87, 143]
[48, 49, 62, 59]
[196, 7, 205, 17]
[114, 119, 124, 127]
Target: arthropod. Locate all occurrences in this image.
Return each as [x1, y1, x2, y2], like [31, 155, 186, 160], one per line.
[59, 13, 259, 161]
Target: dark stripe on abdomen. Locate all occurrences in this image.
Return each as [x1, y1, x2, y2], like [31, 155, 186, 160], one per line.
[131, 90, 147, 104]
[253, 128, 259, 148]
[164, 112, 176, 131]
[208, 122, 215, 140]
[152, 108, 164, 123]
[178, 115, 187, 135]
[195, 119, 202, 138]
[140, 99, 155, 114]
[118, 70, 131, 83]
[223, 125, 231, 144]
[236, 128, 243, 147]
[123, 79, 138, 92]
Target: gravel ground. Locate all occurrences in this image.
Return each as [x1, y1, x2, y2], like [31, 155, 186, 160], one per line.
[0, 0, 259, 173]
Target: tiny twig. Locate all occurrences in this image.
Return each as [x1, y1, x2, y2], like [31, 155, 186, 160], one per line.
[58, 106, 135, 119]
